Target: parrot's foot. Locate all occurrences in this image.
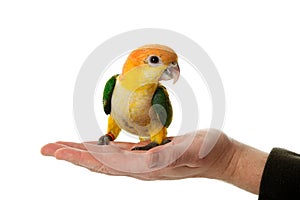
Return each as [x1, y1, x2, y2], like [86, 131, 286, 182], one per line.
[131, 139, 171, 151]
[161, 138, 171, 145]
[98, 134, 114, 145]
[131, 142, 159, 151]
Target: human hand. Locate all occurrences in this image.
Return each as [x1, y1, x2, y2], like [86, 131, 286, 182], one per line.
[41, 129, 233, 180]
[41, 129, 268, 194]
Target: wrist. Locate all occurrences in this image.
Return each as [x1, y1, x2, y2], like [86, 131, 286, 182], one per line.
[196, 132, 237, 181]
[221, 139, 269, 194]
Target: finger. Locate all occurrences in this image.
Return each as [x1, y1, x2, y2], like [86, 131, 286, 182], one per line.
[58, 148, 156, 173]
[53, 145, 141, 170]
[52, 141, 160, 172]
[56, 141, 141, 152]
[54, 147, 130, 176]
[110, 141, 137, 150]
[56, 141, 131, 154]
[55, 147, 102, 171]
[56, 141, 88, 150]
[41, 143, 67, 156]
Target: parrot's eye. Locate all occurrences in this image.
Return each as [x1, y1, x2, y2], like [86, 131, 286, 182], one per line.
[147, 55, 162, 67]
[150, 56, 159, 64]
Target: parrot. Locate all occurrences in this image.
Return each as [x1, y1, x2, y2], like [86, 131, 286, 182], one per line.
[99, 44, 180, 150]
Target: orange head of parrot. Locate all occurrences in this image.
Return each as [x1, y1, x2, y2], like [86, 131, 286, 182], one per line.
[121, 44, 180, 84]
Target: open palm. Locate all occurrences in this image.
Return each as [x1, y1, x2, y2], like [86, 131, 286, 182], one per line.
[41, 129, 233, 180]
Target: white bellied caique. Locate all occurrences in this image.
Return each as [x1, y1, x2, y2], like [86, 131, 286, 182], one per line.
[99, 44, 180, 150]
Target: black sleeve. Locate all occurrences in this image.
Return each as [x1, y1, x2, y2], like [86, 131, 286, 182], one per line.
[258, 148, 300, 200]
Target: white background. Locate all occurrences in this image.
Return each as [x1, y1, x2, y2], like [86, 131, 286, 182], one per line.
[1, 1, 300, 199]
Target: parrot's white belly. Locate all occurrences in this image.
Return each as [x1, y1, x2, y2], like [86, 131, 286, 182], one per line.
[111, 80, 162, 138]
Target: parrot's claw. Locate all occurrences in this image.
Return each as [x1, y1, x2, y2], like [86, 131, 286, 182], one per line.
[131, 142, 159, 151]
[161, 138, 171, 145]
[98, 134, 113, 145]
[131, 139, 171, 151]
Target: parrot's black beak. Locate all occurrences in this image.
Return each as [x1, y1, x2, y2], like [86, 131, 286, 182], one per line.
[159, 62, 180, 84]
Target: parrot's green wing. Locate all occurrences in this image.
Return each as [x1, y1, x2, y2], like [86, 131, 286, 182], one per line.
[151, 84, 173, 128]
[103, 74, 119, 115]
